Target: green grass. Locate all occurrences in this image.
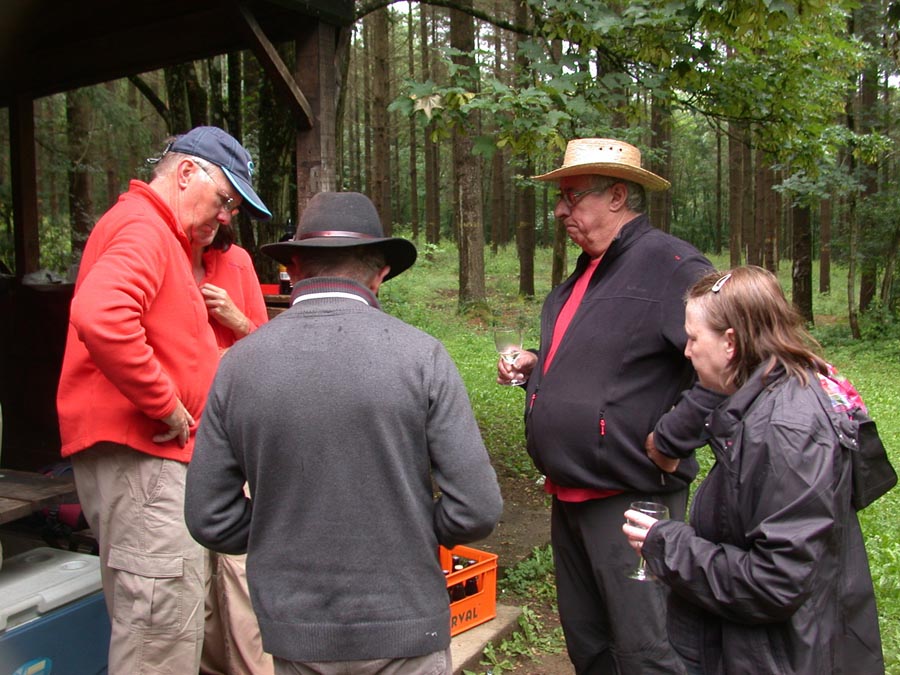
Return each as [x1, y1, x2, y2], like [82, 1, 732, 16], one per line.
[382, 240, 900, 672]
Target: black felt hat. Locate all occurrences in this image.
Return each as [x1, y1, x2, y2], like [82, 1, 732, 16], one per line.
[261, 192, 417, 281]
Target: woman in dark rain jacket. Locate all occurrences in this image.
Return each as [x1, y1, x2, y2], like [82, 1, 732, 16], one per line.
[623, 266, 884, 675]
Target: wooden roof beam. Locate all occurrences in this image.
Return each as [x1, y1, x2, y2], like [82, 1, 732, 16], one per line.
[235, 1, 314, 129]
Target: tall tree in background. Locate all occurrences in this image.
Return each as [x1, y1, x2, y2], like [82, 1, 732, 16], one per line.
[421, 6, 441, 245]
[648, 93, 672, 231]
[727, 122, 743, 267]
[514, 0, 536, 297]
[407, 5, 420, 239]
[489, 0, 508, 253]
[857, 0, 880, 313]
[740, 125, 755, 265]
[792, 202, 814, 321]
[66, 89, 94, 260]
[257, 45, 296, 252]
[755, 155, 776, 272]
[450, 0, 486, 306]
[819, 194, 832, 293]
[371, 9, 393, 233]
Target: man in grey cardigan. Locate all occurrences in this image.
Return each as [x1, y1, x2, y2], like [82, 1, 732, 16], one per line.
[185, 191, 503, 675]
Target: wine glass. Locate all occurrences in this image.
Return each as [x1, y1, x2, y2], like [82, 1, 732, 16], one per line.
[494, 328, 525, 386]
[626, 501, 669, 581]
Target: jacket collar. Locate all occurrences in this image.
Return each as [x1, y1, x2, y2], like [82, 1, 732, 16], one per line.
[708, 360, 786, 439]
[289, 277, 381, 310]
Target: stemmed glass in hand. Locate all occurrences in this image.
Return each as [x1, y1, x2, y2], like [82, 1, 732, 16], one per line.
[626, 501, 669, 581]
[494, 328, 525, 386]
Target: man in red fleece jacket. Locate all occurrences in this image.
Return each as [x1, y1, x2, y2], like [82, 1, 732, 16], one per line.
[57, 127, 271, 674]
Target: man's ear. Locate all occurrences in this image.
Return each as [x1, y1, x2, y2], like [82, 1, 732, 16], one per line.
[607, 182, 628, 211]
[369, 265, 391, 295]
[286, 258, 302, 283]
[176, 158, 196, 189]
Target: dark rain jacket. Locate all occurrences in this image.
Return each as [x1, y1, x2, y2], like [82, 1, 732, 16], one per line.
[524, 214, 712, 494]
[643, 364, 884, 675]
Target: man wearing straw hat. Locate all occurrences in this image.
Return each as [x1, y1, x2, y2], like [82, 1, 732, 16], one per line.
[185, 192, 502, 675]
[497, 139, 713, 674]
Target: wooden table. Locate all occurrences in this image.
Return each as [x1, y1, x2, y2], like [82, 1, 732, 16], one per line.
[264, 293, 290, 319]
[0, 469, 78, 526]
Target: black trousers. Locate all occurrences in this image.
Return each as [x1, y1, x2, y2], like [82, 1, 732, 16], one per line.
[551, 490, 688, 675]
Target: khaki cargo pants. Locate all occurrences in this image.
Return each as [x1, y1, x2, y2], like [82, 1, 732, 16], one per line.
[72, 442, 206, 674]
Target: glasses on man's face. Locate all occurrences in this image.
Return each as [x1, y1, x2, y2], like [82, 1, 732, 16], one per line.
[557, 186, 606, 208]
[194, 161, 239, 214]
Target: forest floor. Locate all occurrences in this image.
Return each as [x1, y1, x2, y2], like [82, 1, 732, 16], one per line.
[473, 469, 574, 675]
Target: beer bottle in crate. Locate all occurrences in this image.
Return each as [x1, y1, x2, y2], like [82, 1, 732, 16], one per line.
[449, 582, 466, 602]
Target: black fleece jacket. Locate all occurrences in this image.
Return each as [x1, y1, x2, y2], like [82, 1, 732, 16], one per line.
[524, 214, 712, 494]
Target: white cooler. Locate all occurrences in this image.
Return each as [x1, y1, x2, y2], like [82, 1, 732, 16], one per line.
[0, 547, 109, 674]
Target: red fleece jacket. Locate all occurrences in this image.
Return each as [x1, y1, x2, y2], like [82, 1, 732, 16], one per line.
[57, 180, 219, 462]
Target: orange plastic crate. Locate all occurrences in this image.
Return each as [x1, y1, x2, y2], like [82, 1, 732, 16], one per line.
[440, 544, 498, 636]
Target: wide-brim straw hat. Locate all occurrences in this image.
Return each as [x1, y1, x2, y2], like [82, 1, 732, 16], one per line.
[261, 191, 417, 281]
[532, 138, 670, 191]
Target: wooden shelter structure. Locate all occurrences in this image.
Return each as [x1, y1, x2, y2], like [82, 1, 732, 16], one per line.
[0, 0, 355, 470]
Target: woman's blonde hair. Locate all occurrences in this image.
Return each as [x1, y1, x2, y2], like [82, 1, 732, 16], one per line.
[687, 265, 828, 389]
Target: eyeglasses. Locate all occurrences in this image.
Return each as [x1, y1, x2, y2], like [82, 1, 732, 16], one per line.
[711, 273, 732, 293]
[557, 186, 606, 208]
[193, 160, 239, 213]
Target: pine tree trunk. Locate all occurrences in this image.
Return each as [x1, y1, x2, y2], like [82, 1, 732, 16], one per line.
[715, 129, 723, 255]
[819, 196, 832, 294]
[207, 57, 226, 129]
[489, 2, 506, 252]
[514, 0, 536, 295]
[422, 6, 440, 244]
[450, 1, 485, 306]
[66, 89, 93, 259]
[727, 122, 743, 268]
[371, 9, 392, 233]
[791, 204, 813, 322]
[649, 94, 671, 231]
[516, 161, 536, 298]
[740, 125, 754, 265]
[490, 149, 505, 252]
[756, 156, 775, 271]
[407, 5, 420, 239]
[164, 65, 190, 133]
[226, 53, 242, 140]
[858, 1, 879, 314]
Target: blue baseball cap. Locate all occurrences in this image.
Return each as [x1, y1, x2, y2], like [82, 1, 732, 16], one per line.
[170, 126, 272, 221]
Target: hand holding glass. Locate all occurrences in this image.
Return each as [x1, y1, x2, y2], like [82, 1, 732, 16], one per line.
[625, 501, 669, 581]
[494, 329, 525, 386]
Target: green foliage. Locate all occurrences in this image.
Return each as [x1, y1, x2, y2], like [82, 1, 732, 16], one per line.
[499, 544, 557, 602]
[38, 216, 75, 276]
[470, 606, 565, 675]
[462, 547, 564, 675]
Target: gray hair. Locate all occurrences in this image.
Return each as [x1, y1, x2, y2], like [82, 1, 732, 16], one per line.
[150, 150, 191, 180]
[589, 175, 646, 213]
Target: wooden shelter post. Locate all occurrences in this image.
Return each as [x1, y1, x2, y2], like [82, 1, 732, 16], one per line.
[295, 22, 339, 214]
[10, 94, 39, 278]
